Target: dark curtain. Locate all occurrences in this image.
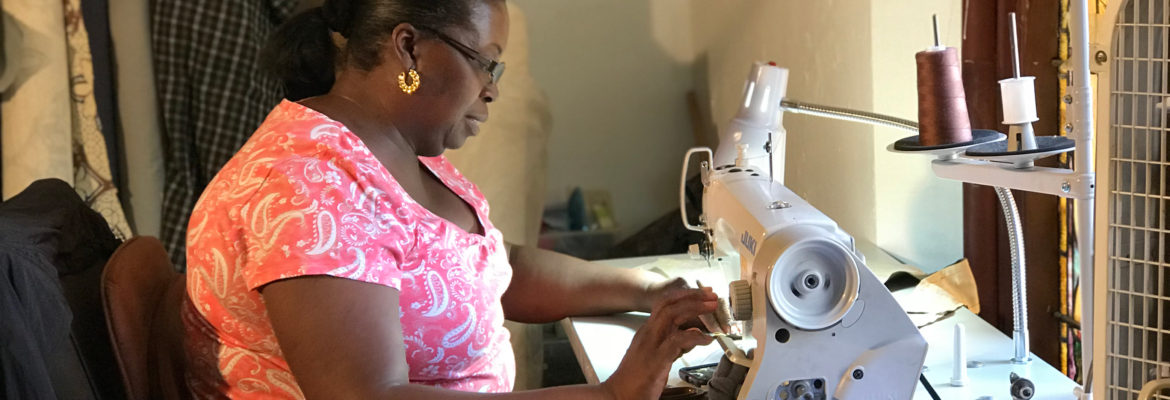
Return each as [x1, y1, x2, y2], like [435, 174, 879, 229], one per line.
[962, 0, 1064, 367]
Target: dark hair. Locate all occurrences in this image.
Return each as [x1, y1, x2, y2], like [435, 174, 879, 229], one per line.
[262, 0, 479, 101]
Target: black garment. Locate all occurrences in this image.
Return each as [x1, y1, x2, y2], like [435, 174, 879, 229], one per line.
[0, 179, 126, 400]
[152, 0, 299, 268]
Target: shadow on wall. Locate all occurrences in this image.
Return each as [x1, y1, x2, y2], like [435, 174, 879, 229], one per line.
[896, 178, 962, 272]
[510, 0, 697, 243]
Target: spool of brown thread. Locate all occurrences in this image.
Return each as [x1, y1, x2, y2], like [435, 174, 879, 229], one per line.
[916, 47, 973, 146]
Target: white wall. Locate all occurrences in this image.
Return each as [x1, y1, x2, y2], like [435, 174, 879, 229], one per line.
[509, 0, 695, 240]
[692, 0, 964, 272]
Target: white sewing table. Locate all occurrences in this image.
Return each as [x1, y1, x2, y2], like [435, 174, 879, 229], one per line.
[561, 254, 1080, 399]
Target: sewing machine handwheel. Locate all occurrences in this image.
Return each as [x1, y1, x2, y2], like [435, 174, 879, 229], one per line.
[728, 280, 753, 321]
[767, 237, 860, 330]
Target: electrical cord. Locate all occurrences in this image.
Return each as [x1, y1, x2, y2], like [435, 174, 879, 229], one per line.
[920, 374, 942, 400]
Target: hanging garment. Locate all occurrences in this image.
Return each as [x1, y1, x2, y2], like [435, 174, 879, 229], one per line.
[0, 13, 6, 192]
[109, 0, 164, 237]
[152, 0, 299, 267]
[79, 0, 124, 201]
[1, 1, 74, 199]
[63, 0, 132, 239]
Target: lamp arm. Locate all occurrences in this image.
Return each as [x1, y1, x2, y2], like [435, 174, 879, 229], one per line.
[779, 99, 919, 133]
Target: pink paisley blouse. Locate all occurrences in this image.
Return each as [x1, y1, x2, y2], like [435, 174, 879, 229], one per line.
[183, 100, 515, 398]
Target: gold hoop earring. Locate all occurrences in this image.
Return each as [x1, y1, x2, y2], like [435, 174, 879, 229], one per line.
[398, 68, 421, 94]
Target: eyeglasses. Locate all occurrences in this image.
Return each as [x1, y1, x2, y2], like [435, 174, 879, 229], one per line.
[418, 26, 505, 85]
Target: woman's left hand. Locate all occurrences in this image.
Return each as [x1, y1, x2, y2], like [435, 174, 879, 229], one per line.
[644, 277, 729, 334]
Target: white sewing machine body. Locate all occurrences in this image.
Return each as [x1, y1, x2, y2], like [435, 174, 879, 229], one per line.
[683, 62, 928, 399]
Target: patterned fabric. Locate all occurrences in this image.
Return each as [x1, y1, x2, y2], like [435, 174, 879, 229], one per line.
[184, 100, 515, 398]
[63, 0, 132, 239]
[78, 0, 122, 193]
[152, 0, 299, 267]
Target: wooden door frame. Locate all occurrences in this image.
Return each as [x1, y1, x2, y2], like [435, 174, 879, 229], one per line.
[961, 0, 1063, 366]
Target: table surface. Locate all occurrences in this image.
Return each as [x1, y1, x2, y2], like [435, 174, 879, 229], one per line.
[563, 254, 1081, 399]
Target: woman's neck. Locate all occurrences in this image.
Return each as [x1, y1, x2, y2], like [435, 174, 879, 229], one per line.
[311, 81, 421, 179]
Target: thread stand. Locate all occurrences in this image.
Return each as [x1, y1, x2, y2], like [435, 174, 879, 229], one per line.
[907, 12, 1045, 371]
[893, 4, 1098, 397]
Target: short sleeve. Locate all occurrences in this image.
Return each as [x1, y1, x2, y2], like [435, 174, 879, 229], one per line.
[240, 156, 411, 291]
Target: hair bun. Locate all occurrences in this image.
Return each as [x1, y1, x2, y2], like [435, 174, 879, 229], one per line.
[321, 0, 355, 36]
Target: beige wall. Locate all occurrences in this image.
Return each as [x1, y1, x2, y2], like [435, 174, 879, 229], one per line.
[870, 1, 964, 271]
[509, 0, 696, 240]
[692, 0, 878, 250]
[692, 0, 963, 271]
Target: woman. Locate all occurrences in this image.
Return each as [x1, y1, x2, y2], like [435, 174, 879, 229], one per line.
[182, 0, 721, 398]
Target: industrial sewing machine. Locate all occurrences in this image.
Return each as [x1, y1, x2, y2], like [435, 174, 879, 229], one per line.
[680, 62, 928, 399]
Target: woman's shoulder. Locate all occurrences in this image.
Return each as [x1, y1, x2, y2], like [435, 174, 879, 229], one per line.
[231, 101, 381, 177]
[209, 100, 399, 207]
[244, 100, 353, 155]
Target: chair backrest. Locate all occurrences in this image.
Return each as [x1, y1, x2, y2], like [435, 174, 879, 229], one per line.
[101, 236, 189, 400]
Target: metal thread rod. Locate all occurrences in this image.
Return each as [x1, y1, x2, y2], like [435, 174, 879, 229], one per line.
[932, 14, 942, 47]
[780, 99, 919, 133]
[1009, 12, 1021, 78]
[1069, 0, 1095, 394]
[768, 131, 774, 181]
[996, 186, 1031, 364]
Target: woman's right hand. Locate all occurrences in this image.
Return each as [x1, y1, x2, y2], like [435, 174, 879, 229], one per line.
[601, 287, 719, 400]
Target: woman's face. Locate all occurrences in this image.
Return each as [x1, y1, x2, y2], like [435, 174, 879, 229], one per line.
[394, 1, 510, 157]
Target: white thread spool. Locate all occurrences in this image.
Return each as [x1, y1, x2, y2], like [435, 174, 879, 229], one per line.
[1000, 77, 1039, 151]
[999, 77, 1039, 125]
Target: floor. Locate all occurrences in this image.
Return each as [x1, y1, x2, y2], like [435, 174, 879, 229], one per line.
[540, 323, 588, 387]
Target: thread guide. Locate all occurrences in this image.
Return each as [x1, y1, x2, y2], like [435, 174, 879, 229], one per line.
[890, 13, 1086, 199]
